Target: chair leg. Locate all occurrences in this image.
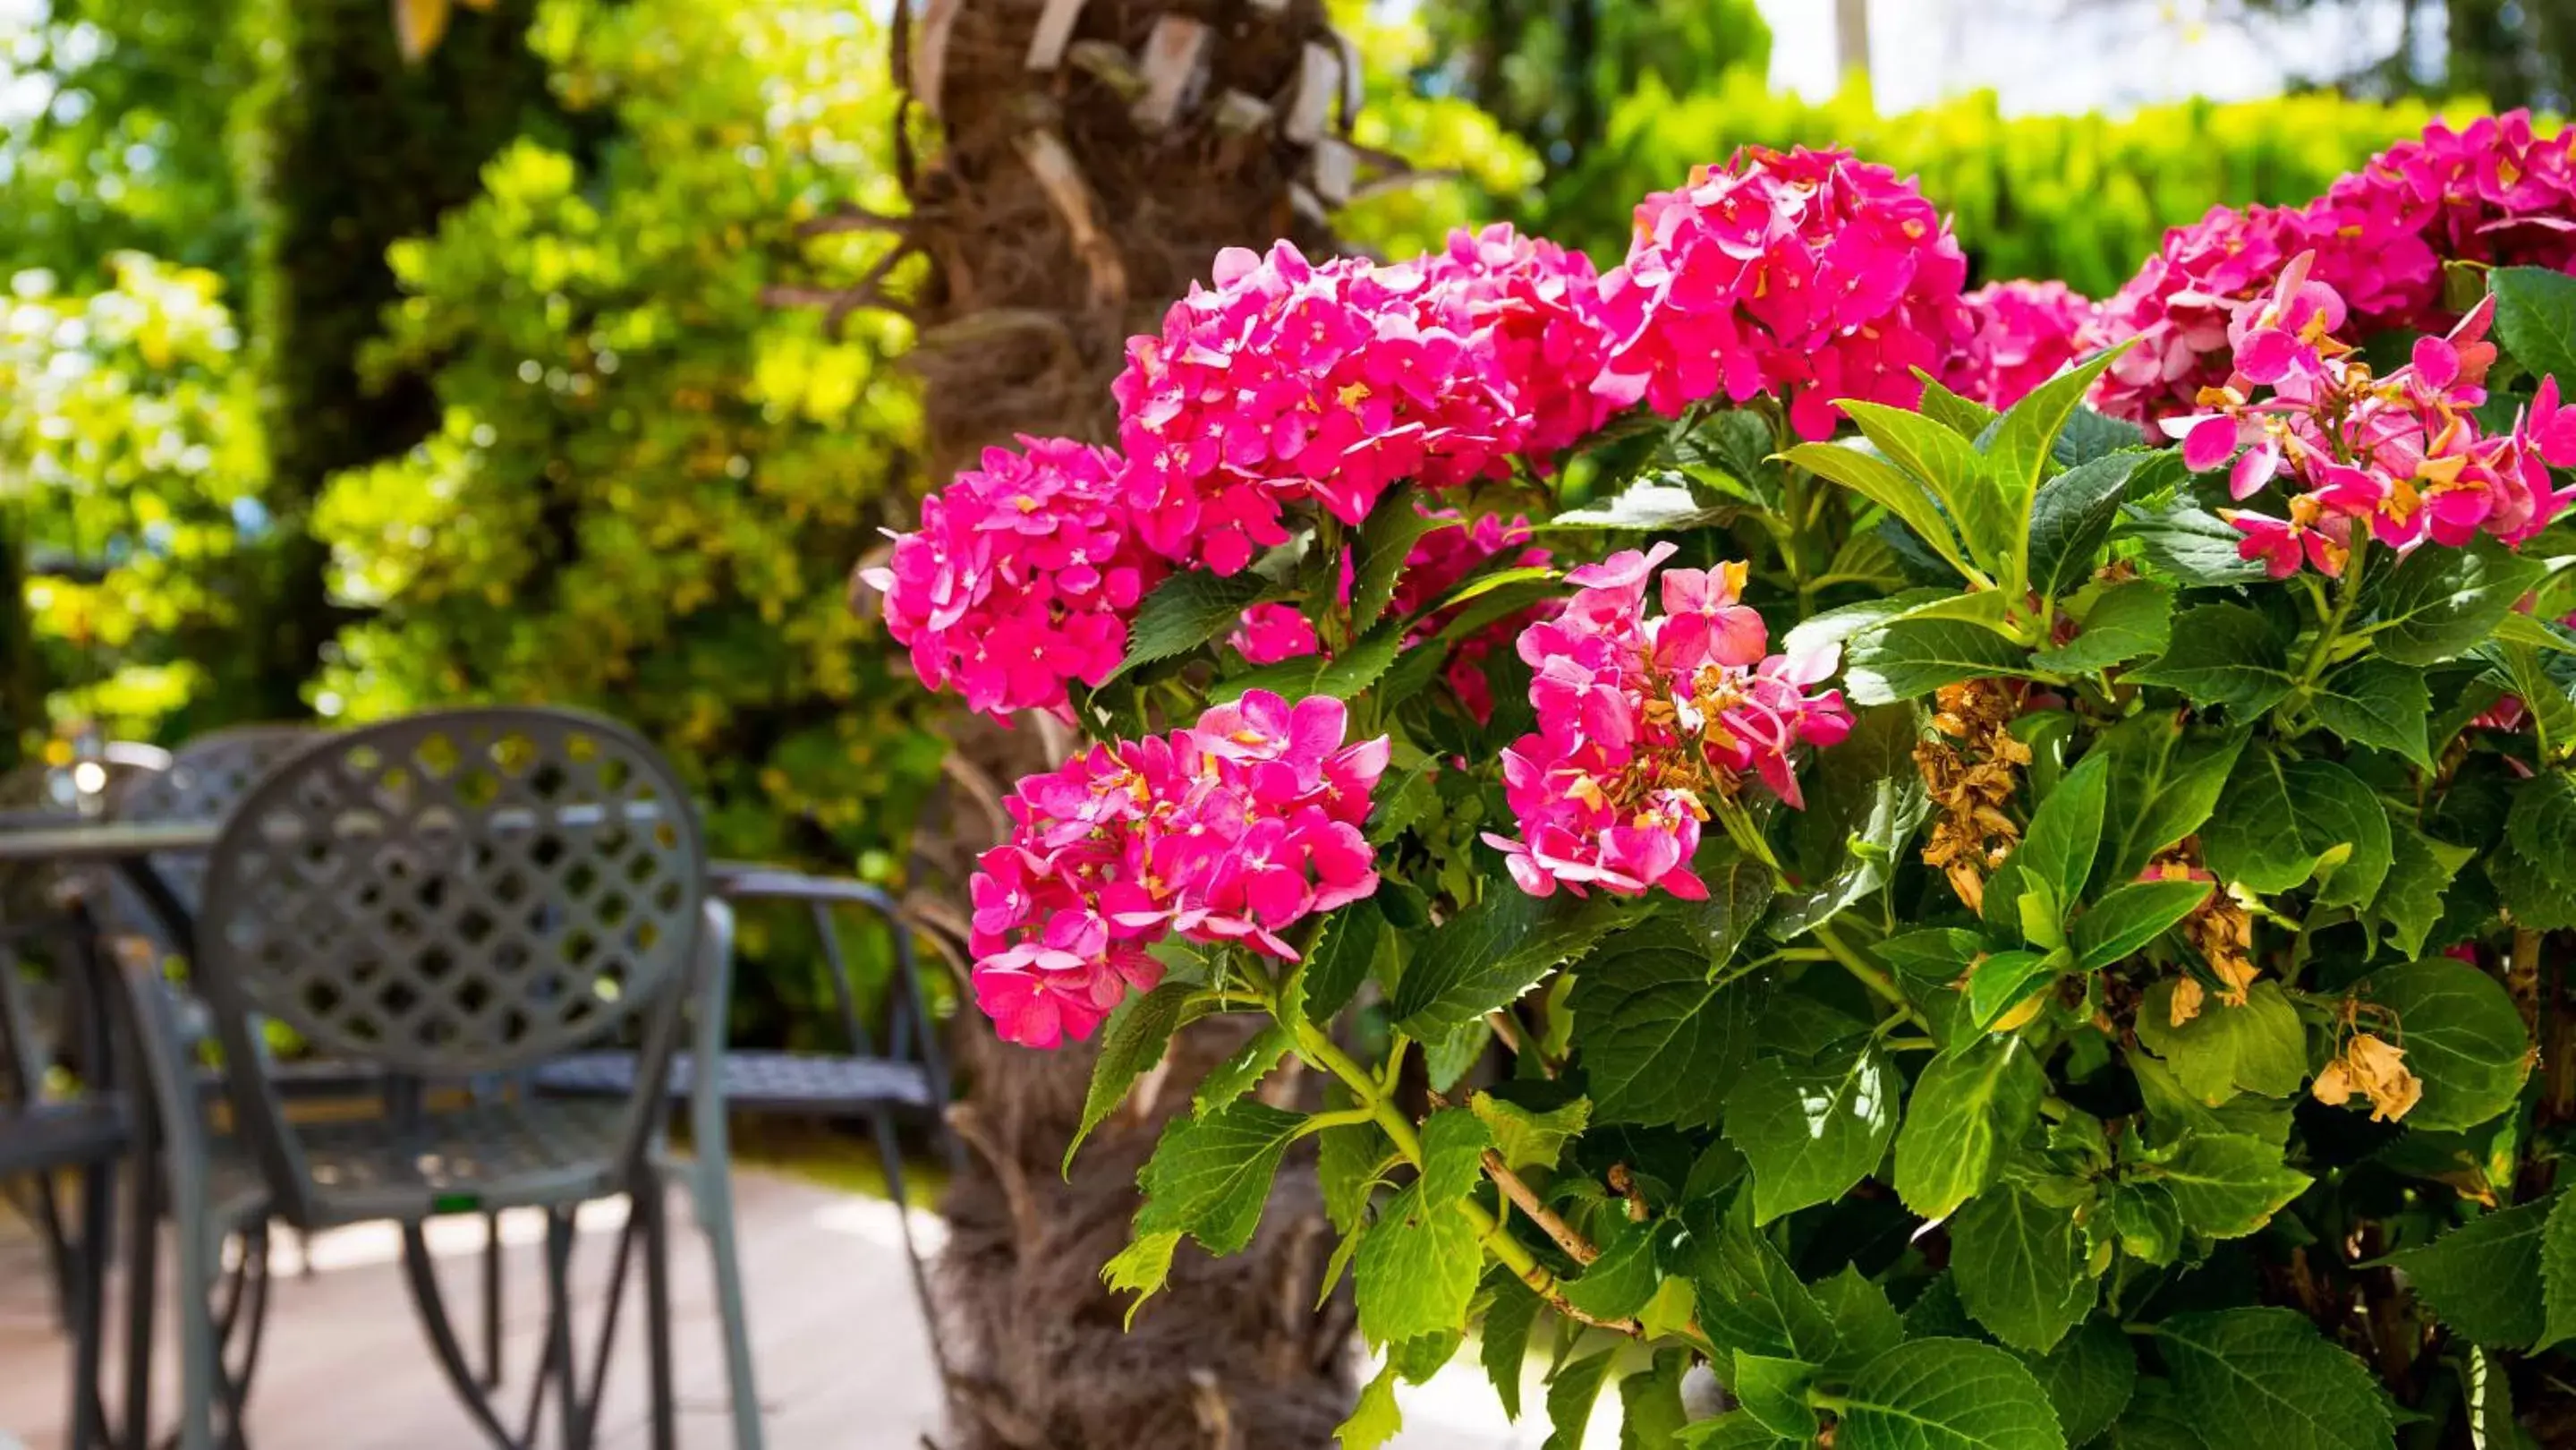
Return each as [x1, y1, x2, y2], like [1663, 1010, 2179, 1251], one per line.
[543, 1211, 582, 1450]
[398, 1224, 522, 1450]
[122, 1156, 161, 1450]
[68, 1160, 115, 1450]
[639, 1178, 677, 1450]
[684, 1160, 765, 1450]
[29, 1172, 80, 1330]
[481, 1215, 504, 1392]
[867, 1107, 948, 1386]
[169, 1215, 222, 1450]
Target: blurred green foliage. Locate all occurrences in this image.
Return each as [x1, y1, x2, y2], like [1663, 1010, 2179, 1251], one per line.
[308, 0, 944, 1033]
[0, 253, 263, 745]
[1518, 76, 2479, 298]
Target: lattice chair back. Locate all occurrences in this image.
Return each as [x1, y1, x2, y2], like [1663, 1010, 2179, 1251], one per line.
[107, 725, 327, 948]
[193, 708, 707, 1088]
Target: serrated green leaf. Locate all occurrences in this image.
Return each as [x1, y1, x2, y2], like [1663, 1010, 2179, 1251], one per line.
[1337, 1362, 1403, 1450]
[1620, 1350, 1695, 1450]
[2091, 713, 2249, 890]
[1416, 1108, 1492, 1204]
[2126, 602, 2294, 713]
[1838, 1337, 2070, 1450]
[1353, 1182, 1480, 1347]
[1192, 1022, 1291, 1118]
[1135, 1099, 1306, 1253]
[2493, 265, 2576, 386]
[2072, 879, 2211, 971]
[1990, 350, 2130, 571]
[1895, 1034, 2047, 1220]
[1775, 705, 1932, 934]
[2311, 659, 2434, 768]
[2539, 1192, 2576, 1349]
[1846, 400, 2010, 573]
[1684, 1189, 1843, 1363]
[2148, 1130, 2312, 1239]
[1815, 1265, 1909, 1372]
[2105, 1378, 2205, 1450]
[1560, 1215, 1663, 1320]
[1918, 374, 2002, 438]
[2028, 451, 2150, 599]
[2360, 957, 2532, 1131]
[1111, 567, 1293, 680]
[1569, 920, 1762, 1129]
[2133, 980, 2308, 1105]
[1305, 902, 1389, 1022]
[1483, 1268, 1543, 1420]
[1785, 440, 1975, 580]
[2033, 578, 2172, 674]
[1951, 1186, 2099, 1353]
[2385, 1194, 2552, 1348]
[1845, 617, 2034, 705]
[2052, 407, 2147, 467]
[1351, 484, 1451, 628]
[1725, 1035, 1900, 1222]
[2203, 751, 2391, 908]
[1676, 1414, 1801, 1449]
[1968, 948, 2066, 1029]
[1067, 981, 1197, 1172]
[1392, 880, 1625, 1036]
[2116, 495, 2271, 586]
[1100, 1229, 1183, 1325]
[1319, 1117, 1392, 1235]
[1732, 1352, 1821, 1442]
[2019, 1318, 2137, 1447]
[1472, 1090, 1591, 1173]
[1544, 1347, 1620, 1450]
[2151, 1309, 2393, 1450]
[2368, 535, 2551, 666]
[2017, 749, 2111, 921]
[2375, 815, 2470, 961]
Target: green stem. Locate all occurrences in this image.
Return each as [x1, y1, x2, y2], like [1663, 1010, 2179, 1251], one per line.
[2280, 535, 2370, 721]
[1813, 921, 1926, 1028]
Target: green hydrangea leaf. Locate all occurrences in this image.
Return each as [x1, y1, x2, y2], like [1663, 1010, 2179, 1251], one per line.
[1350, 482, 1453, 629]
[1353, 1182, 1480, 1347]
[2385, 1195, 2553, 1348]
[1544, 1347, 1620, 1450]
[1560, 1215, 1663, 1321]
[2072, 879, 2212, 971]
[1112, 567, 1294, 679]
[1337, 1362, 1402, 1450]
[2028, 451, 2151, 600]
[1725, 1035, 1900, 1222]
[1814, 1265, 1909, 1373]
[2539, 1192, 2576, 1350]
[1471, 1090, 1591, 1173]
[2091, 713, 2249, 890]
[1135, 1099, 1306, 1253]
[2150, 1309, 2393, 1450]
[1785, 440, 1974, 580]
[1067, 981, 1198, 1172]
[2143, 1130, 2313, 1240]
[1894, 1034, 2047, 1221]
[1318, 1118, 1392, 1235]
[2374, 815, 2472, 961]
[2104, 1377, 2204, 1450]
[2034, 577, 2173, 675]
[2311, 658, 2435, 769]
[2017, 1318, 2137, 1447]
[1731, 1352, 1821, 1443]
[2366, 534, 2551, 667]
[2357, 957, 2532, 1131]
[1481, 1269, 1543, 1420]
[1191, 1023, 1292, 1118]
[1304, 900, 1390, 1023]
[1685, 1189, 1843, 1364]
[1620, 1349, 1696, 1450]
[1950, 1185, 2100, 1353]
[2133, 980, 2308, 1105]
[2116, 494, 2272, 587]
[1845, 617, 2034, 706]
[1392, 879, 1626, 1036]
[2494, 264, 2576, 384]
[2203, 751, 2391, 908]
[2015, 748, 2110, 921]
[1836, 1337, 2069, 1450]
[1569, 920, 1764, 1129]
[2126, 602, 2295, 714]
[1676, 1413, 1801, 1449]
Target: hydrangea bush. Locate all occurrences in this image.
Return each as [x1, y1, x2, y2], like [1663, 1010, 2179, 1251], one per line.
[868, 122, 2576, 1449]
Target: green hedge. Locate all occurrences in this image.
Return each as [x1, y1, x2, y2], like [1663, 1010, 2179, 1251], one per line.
[1529, 75, 2480, 296]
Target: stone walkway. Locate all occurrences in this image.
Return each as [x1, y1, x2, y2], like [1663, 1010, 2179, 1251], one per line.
[0, 1170, 1595, 1447]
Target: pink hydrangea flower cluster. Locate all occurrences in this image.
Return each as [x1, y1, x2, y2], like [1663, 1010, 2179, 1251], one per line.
[1418, 224, 1619, 459]
[1941, 279, 2101, 409]
[1112, 242, 1524, 576]
[863, 437, 1166, 721]
[2096, 111, 2576, 422]
[966, 691, 1390, 1047]
[1483, 544, 1851, 900]
[1594, 145, 1971, 441]
[1227, 506, 1553, 722]
[2162, 254, 2576, 577]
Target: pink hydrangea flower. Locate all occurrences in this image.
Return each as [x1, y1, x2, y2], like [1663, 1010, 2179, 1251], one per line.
[1112, 242, 1524, 576]
[863, 437, 1167, 722]
[1940, 279, 2100, 409]
[2094, 110, 2576, 423]
[2162, 261, 2574, 577]
[1418, 223, 1620, 460]
[1482, 545, 1852, 900]
[965, 691, 1390, 1047]
[1594, 146, 1971, 440]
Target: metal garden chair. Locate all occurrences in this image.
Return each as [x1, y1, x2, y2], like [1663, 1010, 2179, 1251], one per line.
[533, 863, 959, 1376]
[110, 707, 764, 1450]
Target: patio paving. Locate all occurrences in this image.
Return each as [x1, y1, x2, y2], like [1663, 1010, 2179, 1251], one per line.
[0, 1168, 1595, 1448]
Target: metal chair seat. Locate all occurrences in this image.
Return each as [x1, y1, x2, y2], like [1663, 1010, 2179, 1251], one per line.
[534, 1049, 937, 1115]
[0, 1098, 128, 1180]
[205, 1097, 633, 1229]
